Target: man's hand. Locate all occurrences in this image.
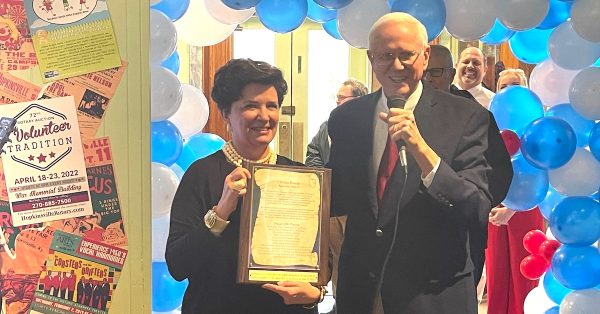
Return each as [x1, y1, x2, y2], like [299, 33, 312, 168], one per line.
[489, 206, 516, 226]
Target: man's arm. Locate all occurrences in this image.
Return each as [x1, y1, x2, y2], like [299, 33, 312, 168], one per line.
[305, 121, 329, 167]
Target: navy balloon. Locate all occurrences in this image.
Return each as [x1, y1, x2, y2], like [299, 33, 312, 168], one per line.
[546, 104, 595, 147]
[537, 0, 572, 30]
[176, 133, 225, 171]
[509, 27, 553, 64]
[539, 185, 566, 219]
[151, 0, 190, 21]
[489, 86, 545, 136]
[161, 50, 180, 75]
[521, 117, 576, 169]
[551, 245, 600, 289]
[502, 155, 549, 211]
[314, 0, 353, 9]
[307, 0, 336, 23]
[390, 0, 446, 42]
[256, 0, 308, 33]
[151, 120, 183, 166]
[481, 19, 515, 45]
[323, 18, 342, 40]
[550, 196, 600, 246]
[222, 0, 261, 10]
[588, 122, 600, 162]
[543, 270, 574, 304]
[152, 261, 188, 311]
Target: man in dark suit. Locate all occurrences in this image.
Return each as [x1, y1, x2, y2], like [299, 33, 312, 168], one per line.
[327, 13, 512, 314]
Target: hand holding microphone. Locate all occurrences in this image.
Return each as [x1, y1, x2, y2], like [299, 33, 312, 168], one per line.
[380, 96, 414, 169]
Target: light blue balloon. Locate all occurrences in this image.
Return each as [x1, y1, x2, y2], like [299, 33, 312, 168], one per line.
[323, 18, 342, 40]
[538, 0, 572, 30]
[314, 0, 353, 9]
[550, 197, 600, 247]
[551, 245, 600, 290]
[256, 0, 308, 33]
[481, 19, 515, 45]
[589, 122, 600, 162]
[489, 86, 545, 136]
[152, 121, 183, 166]
[151, 0, 190, 22]
[502, 154, 549, 211]
[549, 21, 600, 70]
[222, 0, 261, 10]
[307, 0, 336, 23]
[543, 270, 574, 305]
[546, 104, 595, 147]
[175, 133, 225, 171]
[161, 50, 180, 75]
[509, 27, 553, 64]
[521, 117, 577, 170]
[152, 262, 188, 312]
[390, 0, 446, 42]
[594, 57, 600, 67]
[539, 185, 567, 219]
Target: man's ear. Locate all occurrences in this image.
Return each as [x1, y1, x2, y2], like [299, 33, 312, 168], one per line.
[449, 68, 457, 79]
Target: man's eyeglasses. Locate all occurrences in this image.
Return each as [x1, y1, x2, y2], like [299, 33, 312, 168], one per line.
[336, 94, 355, 101]
[424, 67, 453, 78]
[369, 50, 422, 67]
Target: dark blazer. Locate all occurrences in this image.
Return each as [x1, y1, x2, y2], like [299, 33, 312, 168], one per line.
[327, 85, 512, 314]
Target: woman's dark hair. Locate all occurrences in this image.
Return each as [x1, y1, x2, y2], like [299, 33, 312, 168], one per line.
[211, 58, 288, 114]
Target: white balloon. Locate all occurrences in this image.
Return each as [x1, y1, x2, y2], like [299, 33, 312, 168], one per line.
[150, 9, 178, 64]
[549, 148, 600, 196]
[150, 0, 161, 5]
[549, 20, 600, 71]
[524, 286, 557, 314]
[152, 213, 171, 261]
[168, 84, 210, 138]
[546, 227, 556, 240]
[529, 58, 580, 108]
[152, 162, 180, 218]
[337, 0, 389, 49]
[569, 67, 600, 120]
[571, 0, 600, 43]
[443, 0, 496, 41]
[175, 0, 237, 47]
[498, 0, 549, 31]
[205, 0, 255, 25]
[152, 65, 183, 121]
[169, 163, 185, 180]
[560, 289, 600, 314]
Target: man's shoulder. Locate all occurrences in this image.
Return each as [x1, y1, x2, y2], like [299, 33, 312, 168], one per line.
[430, 86, 490, 118]
[330, 91, 379, 121]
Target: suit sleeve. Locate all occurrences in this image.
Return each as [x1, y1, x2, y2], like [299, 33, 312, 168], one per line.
[305, 122, 328, 167]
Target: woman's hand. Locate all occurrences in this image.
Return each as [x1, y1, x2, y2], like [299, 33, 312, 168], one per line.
[262, 281, 321, 305]
[214, 167, 251, 220]
[489, 206, 516, 226]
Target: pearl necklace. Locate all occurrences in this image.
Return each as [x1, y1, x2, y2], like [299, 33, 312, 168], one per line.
[222, 141, 277, 167]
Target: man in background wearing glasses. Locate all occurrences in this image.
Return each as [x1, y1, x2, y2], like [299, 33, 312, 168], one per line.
[327, 13, 512, 314]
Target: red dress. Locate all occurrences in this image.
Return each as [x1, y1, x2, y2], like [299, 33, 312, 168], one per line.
[485, 208, 545, 314]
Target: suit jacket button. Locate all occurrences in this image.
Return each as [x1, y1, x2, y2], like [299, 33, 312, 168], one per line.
[375, 229, 383, 237]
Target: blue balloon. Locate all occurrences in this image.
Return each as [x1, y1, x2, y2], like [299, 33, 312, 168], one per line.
[544, 306, 560, 314]
[314, 0, 353, 9]
[489, 86, 545, 136]
[151, 0, 190, 22]
[152, 121, 183, 166]
[546, 104, 595, 147]
[161, 50, 180, 75]
[481, 20, 515, 45]
[175, 133, 225, 171]
[502, 155, 549, 210]
[508, 27, 553, 64]
[537, 0, 572, 30]
[551, 245, 600, 290]
[521, 117, 576, 169]
[589, 122, 600, 162]
[539, 185, 567, 219]
[550, 196, 600, 246]
[256, 0, 308, 33]
[222, 0, 261, 10]
[390, 0, 446, 42]
[323, 18, 342, 40]
[595, 57, 600, 67]
[307, 0, 336, 23]
[152, 261, 188, 312]
[543, 270, 574, 304]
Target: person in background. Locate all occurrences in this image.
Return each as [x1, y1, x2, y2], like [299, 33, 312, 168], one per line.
[485, 68, 545, 314]
[454, 47, 495, 108]
[166, 58, 327, 313]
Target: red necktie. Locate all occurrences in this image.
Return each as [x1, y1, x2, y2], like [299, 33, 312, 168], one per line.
[377, 135, 399, 202]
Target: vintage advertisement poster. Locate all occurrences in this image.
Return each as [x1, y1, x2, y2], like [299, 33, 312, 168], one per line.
[47, 137, 127, 248]
[0, 70, 41, 104]
[0, 96, 92, 226]
[40, 61, 127, 139]
[24, 0, 121, 82]
[30, 230, 125, 314]
[0, 0, 39, 72]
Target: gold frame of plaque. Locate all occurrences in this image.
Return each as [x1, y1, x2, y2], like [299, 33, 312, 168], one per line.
[237, 163, 330, 285]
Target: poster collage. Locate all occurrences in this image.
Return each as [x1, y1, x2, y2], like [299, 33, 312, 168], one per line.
[0, 1, 127, 313]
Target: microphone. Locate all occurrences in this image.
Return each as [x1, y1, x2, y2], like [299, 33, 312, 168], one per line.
[387, 97, 408, 171]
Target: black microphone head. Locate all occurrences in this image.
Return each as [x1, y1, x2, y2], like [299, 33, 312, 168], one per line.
[387, 96, 406, 109]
